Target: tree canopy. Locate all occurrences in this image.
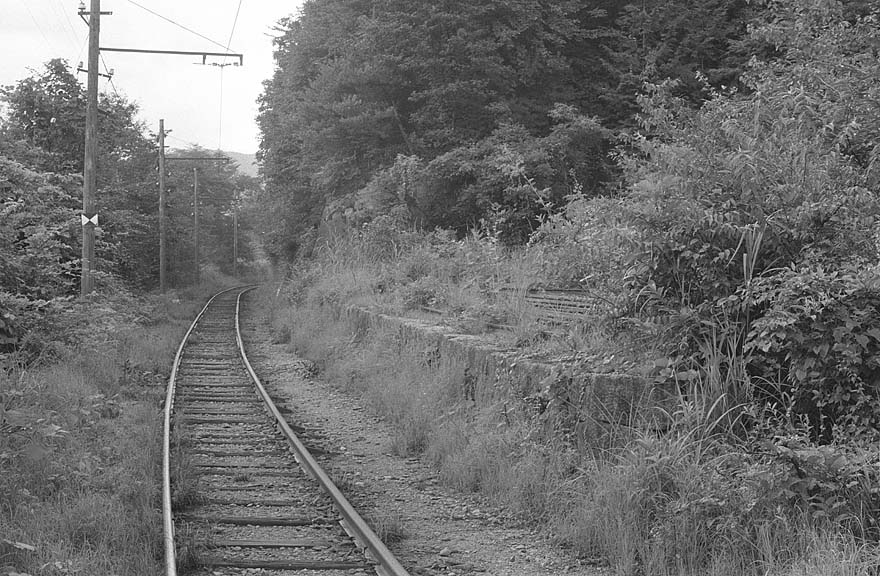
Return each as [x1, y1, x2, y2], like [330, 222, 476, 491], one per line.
[256, 0, 762, 257]
[1, 60, 257, 348]
[1, 59, 162, 292]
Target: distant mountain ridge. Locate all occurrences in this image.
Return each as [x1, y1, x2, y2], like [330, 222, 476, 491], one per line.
[166, 148, 259, 178]
[225, 151, 258, 177]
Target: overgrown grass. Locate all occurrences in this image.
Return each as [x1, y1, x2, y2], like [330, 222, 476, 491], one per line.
[365, 508, 408, 545]
[256, 4, 880, 570]
[259, 241, 880, 575]
[0, 281, 230, 575]
[170, 411, 204, 510]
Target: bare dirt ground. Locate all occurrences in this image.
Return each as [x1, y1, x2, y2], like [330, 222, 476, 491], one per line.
[241, 302, 609, 576]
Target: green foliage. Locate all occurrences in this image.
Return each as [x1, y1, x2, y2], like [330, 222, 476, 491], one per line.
[257, 3, 880, 574]
[270, 255, 880, 573]
[417, 106, 614, 243]
[615, 1, 880, 442]
[0, 156, 80, 299]
[2, 60, 258, 295]
[1, 59, 86, 172]
[746, 266, 880, 442]
[0, 289, 212, 575]
[566, 426, 880, 575]
[1, 60, 164, 291]
[615, 0, 759, 110]
[161, 147, 256, 282]
[756, 439, 880, 534]
[529, 193, 636, 299]
[256, 0, 634, 251]
[254, 0, 764, 254]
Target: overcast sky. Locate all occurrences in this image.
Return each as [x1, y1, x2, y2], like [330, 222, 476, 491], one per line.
[2, 0, 304, 154]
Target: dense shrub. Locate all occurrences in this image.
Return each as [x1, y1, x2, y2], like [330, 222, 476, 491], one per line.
[612, 0, 880, 441]
[272, 4, 880, 573]
[745, 266, 880, 442]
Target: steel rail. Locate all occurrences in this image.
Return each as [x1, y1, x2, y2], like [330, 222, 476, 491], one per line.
[161, 286, 250, 576]
[234, 289, 411, 576]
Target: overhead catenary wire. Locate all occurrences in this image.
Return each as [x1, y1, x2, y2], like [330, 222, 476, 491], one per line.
[71, 1, 90, 66]
[76, 35, 89, 66]
[99, 53, 121, 99]
[53, 0, 84, 52]
[225, 0, 243, 57]
[124, 0, 238, 55]
[69, 3, 116, 98]
[64, 1, 247, 160]
[18, 0, 56, 54]
[166, 133, 203, 149]
[218, 0, 244, 149]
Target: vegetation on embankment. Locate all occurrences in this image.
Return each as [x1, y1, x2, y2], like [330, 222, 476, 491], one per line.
[0, 280, 232, 575]
[258, 4, 880, 573]
[264, 223, 880, 575]
[0, 57, 267, 574]
[0, 58, 264, 349]
[256, 0, 766, 255]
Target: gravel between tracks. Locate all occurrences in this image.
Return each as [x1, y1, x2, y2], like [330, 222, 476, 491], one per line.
[240, 302, 608, 576]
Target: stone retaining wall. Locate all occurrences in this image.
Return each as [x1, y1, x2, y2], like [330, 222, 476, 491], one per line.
[345, 306, 673, 435]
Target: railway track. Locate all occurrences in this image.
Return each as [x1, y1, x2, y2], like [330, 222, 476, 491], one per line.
[162, 287, 410, 576]
[523, 288, 601, 322]
[420, 288, 602, 328]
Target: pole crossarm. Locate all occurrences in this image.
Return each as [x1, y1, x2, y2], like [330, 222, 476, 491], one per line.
[166, 157, 230, 162]
[77, 67, 113, 79]
[100, 47, 243, 66]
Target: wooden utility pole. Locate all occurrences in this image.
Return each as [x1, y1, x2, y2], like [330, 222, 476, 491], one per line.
[193, 168, 200, 285]
[158, 119, 167, 292]
[81, 0, 101, 298]
[162, 153, 228, 287]
[232, 192, 239, 277]
[75, 3, 243, 295]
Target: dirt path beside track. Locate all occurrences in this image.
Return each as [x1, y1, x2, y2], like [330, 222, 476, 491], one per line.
[241, 301, 608, 576]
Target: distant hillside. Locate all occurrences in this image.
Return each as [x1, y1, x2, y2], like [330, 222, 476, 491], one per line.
[225, 151, 258, 178]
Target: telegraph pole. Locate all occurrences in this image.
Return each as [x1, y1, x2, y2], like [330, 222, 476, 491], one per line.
[75, 2, 242, 296]
[193, 168, 200, 285]
[161, 152, 228, 288]
[232, 192, 239, 277]
[81, 0, 101, 298]
[158, 119, 167, 292]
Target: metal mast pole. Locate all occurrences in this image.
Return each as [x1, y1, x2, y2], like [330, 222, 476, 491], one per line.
[232, 192, 238, 277]
[81, 0, 100, 298]
[158, 119, 167, 292]
[193, 168, 200, 285]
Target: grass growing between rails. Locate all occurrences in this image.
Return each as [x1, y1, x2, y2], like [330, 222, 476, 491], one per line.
[0, 280, 233, 575]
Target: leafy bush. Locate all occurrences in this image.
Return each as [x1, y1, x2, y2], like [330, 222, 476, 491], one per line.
[529, 193, 637, 309]
[756, 438, 880, 536]
[615, 1, 880, 431]
[0, 156, 80, 301]
[745, 265, 880, 442]
[411, 106, 613, 244]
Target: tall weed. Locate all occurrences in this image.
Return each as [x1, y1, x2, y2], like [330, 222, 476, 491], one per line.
[0, 285, 217, 575]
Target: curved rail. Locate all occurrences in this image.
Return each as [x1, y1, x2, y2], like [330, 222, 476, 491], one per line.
[162, 286, 245, 576]
[162, 286, 410, 576]
[234, 289, 410, 576]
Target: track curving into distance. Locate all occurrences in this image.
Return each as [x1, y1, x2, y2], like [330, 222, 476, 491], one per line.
[162, 287, 410, 576]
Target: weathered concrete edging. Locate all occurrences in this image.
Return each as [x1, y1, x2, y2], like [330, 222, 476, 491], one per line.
[345, 306, 672, 435]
